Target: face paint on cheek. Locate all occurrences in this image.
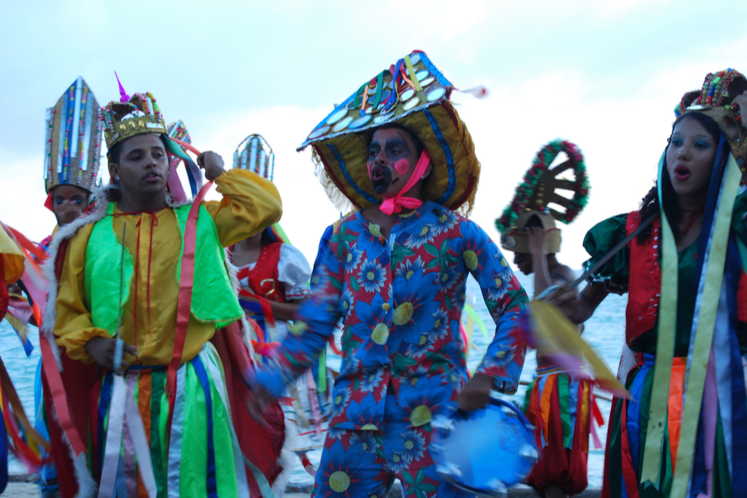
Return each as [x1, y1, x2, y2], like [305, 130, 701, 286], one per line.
[394, 159, 410, 176]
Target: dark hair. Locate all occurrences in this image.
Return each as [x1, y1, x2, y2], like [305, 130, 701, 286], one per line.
[260, 227, 275, 247]
[524, 215, 544, 229]
[638, 112, 723, 243]
[106, 134, 171, 203]
[107, 134, 170, 164]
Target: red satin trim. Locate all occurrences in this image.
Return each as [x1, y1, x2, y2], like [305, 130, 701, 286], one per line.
[328, 335, 343, 355]
[88, 373, 103, 481]
[0, 257, 7, 322]
[169, 138, 201, 157]
[0, 357, 51, 471]
[3, 224, 49, 263]
[619, 398, 640, 498]
[592, 396, 605, 427]
[626, 211, 661, 345]
[532, 381, 543, 448]
[166, 181, 213, 432]
[39, 334, 86, 455]
[44, 192, 54, 212]
[240, 243, 285, 303]
[239, 290, 278, 330]
[37, 237, 87, 457]
[738, 271, 747, 323]
[238, 290, 281, 357]
[1, 387, 42, 467]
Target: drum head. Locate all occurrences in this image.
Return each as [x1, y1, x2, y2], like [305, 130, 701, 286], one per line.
[432, 398, 538, 496]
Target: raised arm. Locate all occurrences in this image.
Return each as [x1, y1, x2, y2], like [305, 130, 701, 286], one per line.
[550, 214, 631, 323]
[526, 226, 576, 294]
[198, 152, 282, 247]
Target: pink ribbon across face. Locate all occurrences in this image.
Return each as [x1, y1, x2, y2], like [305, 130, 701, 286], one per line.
[379, 149, 431, 215]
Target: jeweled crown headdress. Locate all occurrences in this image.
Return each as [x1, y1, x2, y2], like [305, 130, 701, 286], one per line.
[233, 134, 275, 181]
[167, 120, 191, 145]
[680, 69, 747, 172]
[44, 77, 104, 193]
[496, 140, 590, 254]
[100, 74, 168, 150]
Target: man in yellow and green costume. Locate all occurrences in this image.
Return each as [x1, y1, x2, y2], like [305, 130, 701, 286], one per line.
[43, 85, 286, 498]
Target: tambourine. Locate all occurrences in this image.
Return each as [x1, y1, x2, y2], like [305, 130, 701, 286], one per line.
[431, 397, 538, 496]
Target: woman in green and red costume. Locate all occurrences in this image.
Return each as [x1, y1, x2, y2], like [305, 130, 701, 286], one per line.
[555, 69, 747, 498]
[42, 82, 287, 498]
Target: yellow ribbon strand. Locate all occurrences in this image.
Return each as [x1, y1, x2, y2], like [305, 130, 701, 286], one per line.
[0, 224, 24, 283]
[670, 155, 741, 498]
[529, 300, 627, 396]
[404, 55, 423, 93]
[641, 152, 679, 489]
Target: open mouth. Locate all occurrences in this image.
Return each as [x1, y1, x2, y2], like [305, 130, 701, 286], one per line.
[674, 165, 691, 181]
[143, 172, 162, 183]
[370, 164, 392, 194]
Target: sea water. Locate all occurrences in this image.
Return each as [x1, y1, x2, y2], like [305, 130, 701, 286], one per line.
[0, 273, 626, 488]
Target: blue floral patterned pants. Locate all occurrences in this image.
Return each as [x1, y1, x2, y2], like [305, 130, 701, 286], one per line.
[312, 394, 473, 498]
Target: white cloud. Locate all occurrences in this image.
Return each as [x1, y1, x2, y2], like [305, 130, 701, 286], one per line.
[0, 152, 57, 241]
[3, 0, 747, 275]
[196, 105, 342, 263]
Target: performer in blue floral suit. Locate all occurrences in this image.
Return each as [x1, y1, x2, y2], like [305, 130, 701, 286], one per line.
[251, 51, 528, 497]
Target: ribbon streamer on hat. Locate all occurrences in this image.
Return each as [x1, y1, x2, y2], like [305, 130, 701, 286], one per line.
[169, 137, 205, 197]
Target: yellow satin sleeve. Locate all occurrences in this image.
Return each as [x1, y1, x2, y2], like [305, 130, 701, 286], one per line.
[54, 168, 283, 365]
[204, 168, 283, 247]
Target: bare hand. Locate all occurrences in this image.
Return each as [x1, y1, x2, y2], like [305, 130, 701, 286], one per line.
[526, 226, 547, 257]
[543, 283, 575, 306]
[196, 151, 226, 181]
[458, 373, 494, 411]
[733, 90, 747, 124]
[85, 336, 138, 372]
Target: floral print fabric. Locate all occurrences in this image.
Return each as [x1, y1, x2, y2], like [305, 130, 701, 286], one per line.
[255, 201, 528, 430]
[311, 394, 474, 498]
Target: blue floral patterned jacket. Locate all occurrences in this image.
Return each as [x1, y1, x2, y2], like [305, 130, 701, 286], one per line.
[255, 201, 528, 430]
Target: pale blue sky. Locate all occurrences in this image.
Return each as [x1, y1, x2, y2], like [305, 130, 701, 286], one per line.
[2, 0, 746, 267]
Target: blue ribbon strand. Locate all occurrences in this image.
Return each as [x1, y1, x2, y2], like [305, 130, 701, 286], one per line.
[424, 109, 456, 204]
[328, 144, 378, 204]
[726, 238, 747, 492]
[191, 356, 218, 498]
[627, 360, 651, 473]
[98, 373, 114, 479]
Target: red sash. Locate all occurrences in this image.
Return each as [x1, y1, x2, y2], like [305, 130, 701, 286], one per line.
[237, 242, 285, 303]
[625, 211, 662, 346]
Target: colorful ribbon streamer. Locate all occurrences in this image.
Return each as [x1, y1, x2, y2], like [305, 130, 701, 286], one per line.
[166, 179, 213, 432]
[641, 151, 679, 489]
[670, 154, 741, 498]
[527, 300, 628, 398]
